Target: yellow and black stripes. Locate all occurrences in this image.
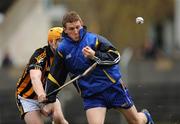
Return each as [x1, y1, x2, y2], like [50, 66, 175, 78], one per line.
[16, 46, 53, 100]
[35, 50, 46, 63]
[48, 74, 60, 87]
[16, 97, 25, 119]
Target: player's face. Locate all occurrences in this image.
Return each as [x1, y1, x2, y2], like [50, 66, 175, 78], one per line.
[49, 39, 60, 53]
[64, 21, 83, 42]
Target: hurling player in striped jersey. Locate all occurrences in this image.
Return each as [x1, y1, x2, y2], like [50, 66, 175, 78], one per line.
[16, 27, 68, 124]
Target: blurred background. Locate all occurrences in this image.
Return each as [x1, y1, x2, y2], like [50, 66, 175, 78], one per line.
[0, 0, 179, 124]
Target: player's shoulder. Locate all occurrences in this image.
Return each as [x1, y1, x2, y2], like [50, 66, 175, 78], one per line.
[34, 46, 47, 53]
[86, 31, 97, 37]
[58, 39, 69, 49]
[85, 32, 98, 41]
[97, 34, 108, 41]
[31, 46, 47, 59]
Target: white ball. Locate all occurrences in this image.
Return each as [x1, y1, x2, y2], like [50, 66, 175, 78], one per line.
[136, 17, 144, 24]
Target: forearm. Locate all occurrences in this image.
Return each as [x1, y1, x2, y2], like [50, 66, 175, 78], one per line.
[30, 69, 46, 98]
[94, 35, 120, 65]
[46, 51, 68, 102]
[95, 48, 120, 65]
[31, 78, 46, 97]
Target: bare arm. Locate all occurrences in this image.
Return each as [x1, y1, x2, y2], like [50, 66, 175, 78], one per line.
[30, 69, 46, 102]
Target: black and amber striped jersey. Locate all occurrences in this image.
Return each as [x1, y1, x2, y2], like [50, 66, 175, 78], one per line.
[16, 45, 54, 99]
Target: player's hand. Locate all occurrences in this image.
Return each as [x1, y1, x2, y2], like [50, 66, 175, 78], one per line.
[38, 94, 47, 103]
[38, 94, 51, 116]
[40, 103, 53, 117]
[82, 46, 95, 59]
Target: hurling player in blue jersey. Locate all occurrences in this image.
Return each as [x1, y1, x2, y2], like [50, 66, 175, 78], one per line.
[45, 11, 154, 124]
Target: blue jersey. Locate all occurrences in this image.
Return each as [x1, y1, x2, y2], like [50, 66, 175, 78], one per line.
[46, 27, 122, 99]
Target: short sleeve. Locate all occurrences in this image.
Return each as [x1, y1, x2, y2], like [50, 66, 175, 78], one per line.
[27, 48, 46, 71]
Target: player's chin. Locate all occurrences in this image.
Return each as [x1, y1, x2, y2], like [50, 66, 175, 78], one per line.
[73, 36, 80, 41]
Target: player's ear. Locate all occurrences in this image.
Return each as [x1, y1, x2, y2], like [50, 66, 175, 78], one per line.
[80, 20, 84, 26]
[63, 28, 68, 34]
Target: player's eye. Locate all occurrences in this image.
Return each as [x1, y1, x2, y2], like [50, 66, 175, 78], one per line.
[69, 27, 75, 31]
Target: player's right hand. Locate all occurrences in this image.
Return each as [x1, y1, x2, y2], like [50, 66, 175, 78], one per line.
[40, 103, 53, 117]
[82, 46, 95, 59]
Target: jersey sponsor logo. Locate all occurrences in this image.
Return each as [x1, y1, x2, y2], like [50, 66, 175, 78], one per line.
[35, 51, 46, 63]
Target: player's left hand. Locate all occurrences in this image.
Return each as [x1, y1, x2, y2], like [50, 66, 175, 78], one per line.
[82, 46, 95, 59]
[38, 94, 47, 103]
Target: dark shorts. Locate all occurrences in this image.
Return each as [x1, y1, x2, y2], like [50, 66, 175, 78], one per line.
[83, 82, 134, 110]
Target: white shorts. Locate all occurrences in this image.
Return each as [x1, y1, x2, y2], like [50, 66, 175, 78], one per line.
[16, 95, 40, 118]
